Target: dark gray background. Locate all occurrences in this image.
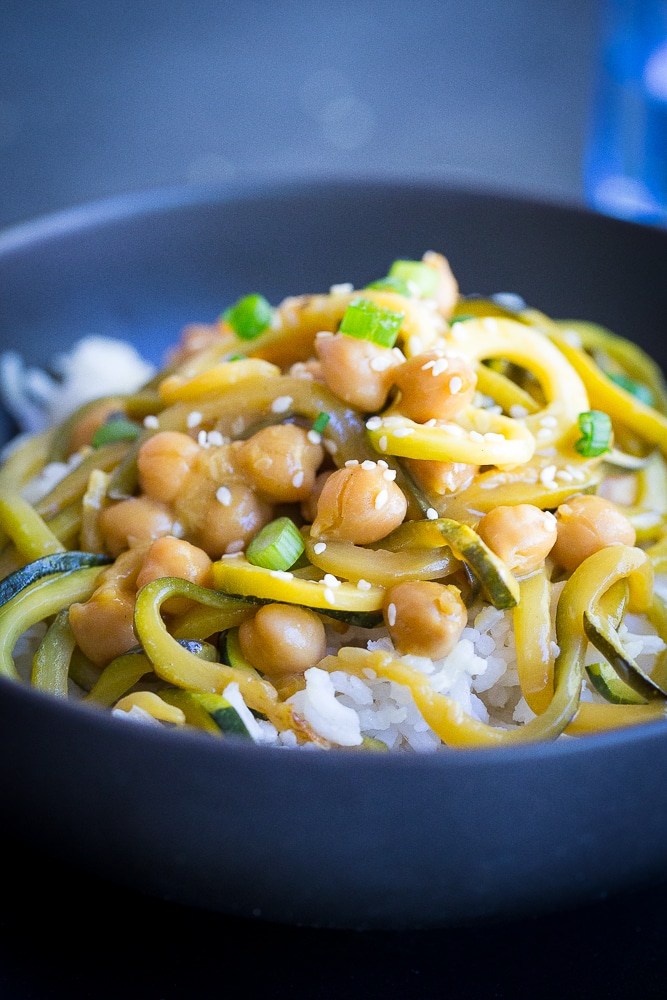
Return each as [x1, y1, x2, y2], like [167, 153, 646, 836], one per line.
[1, 0, 601, 231]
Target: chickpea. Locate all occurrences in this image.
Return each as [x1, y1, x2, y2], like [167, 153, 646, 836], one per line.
[234, 424, 324, 503]
[383, 581, 467, 659]
[476, 504, 557, 577]
[315, 332, 400, 411]
[301, 469, 333, 524]
[403, 458, 478, 496]
[99, 496, 177, 557]
[138, 431, 201, 503]
[392, 350, 477, 423]
[69, 547, 145, 665]
[135, 535, 214, 615]
[238, 604, 326, 678]
[310, 462, 407, 544]
[421, 251, 459, 317]
[551, 494, 636, 573]
[197, 482, 272, 559]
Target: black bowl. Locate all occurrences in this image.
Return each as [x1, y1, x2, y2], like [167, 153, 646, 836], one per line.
[1, 178, 667, 931]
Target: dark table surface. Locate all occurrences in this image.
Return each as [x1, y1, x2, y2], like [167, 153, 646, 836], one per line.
[4, 2, 667, 997]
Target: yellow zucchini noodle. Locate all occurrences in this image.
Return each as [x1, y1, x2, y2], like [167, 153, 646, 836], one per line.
[2, 248, 667, 750]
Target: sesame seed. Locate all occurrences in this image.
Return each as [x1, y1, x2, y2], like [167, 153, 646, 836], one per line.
[426, 507, 438, 520]
[509, 404, 529, 419]
[187, 411, 203, 429]
[324, 588, 336, 605]
[560, 328, 582, 347]
[383, 469, 397, 481]
[271, 395, 293, 414]
[536, 428, 553, 440]
[216, 486, 232, 506]
[315, 330, 334, 339]
[555, 470, 574, 482]
[207, 431, 224, 446]
[357, 579, 372, 590]
[330, 282, 353, 294]
[484, 432, 505, 441]
[377, 459, 388, 468]
[469, 430, 484, 442]
[387, 602, 397, 627]
[374, 489, 389, 509]
[449, 375, 463, 394]
[361, 460, 377, 470]
[307, 430, 322, 444]
[539, 465, 557, 487]
[378, 436, 388, 452]
[197, 430, 208, 447]
[393, 427, 414, 437]
[423, 418, 437, 428]
[383, 416, 404, 427]
[366, 416, 383, 430]
[323, 573, 340, 587]
[421, 359, 436, 371]
[442, 422, 464, 437]
[270, 570, 294, 580]
[345, 459, 359, 467]
[224, 539, 245, 554]
[292, 470, 305, 489]
[370, 355, 392, 372]
[432, 358, 449, 377]
[539, 415, 558, 427]
[324, 439, 338, 455]
[221, 551, 243, 560]
[143, 415, 159, 429]
[313, 542, 327, 555]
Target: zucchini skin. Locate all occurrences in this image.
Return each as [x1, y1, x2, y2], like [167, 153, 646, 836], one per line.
[0, 551, 112, 609]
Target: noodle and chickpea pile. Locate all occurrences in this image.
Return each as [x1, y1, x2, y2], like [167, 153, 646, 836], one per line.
[2, 250, 667, 749]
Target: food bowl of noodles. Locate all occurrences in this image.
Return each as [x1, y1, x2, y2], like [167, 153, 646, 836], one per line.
[1, 177, 667, 930]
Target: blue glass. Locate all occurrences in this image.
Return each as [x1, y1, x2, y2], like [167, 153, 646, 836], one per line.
[584, 0, 667, 225]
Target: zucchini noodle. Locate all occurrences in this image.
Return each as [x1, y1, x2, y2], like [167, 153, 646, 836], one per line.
[1, 247, 667, 751]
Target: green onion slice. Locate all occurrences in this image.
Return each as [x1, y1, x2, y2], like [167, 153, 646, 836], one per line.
[245, 517, 306, 571]
[91, 417, 142, 448]
[339, 298, 404, 348]
[388, 259, 439, 298]
[223, 294, 274, 340]
[575, 410, 612, 457]
[365, 275, 412, 296]
[312, 412, 331, 434]
[607, 372, 654, 406]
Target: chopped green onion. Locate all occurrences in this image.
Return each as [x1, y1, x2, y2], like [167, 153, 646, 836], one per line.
[226, 352, 246, 362]
[575, 410, 612, 457]
[245, 517, 305, 571]
[607, 372, 654, 406]
[223, 294, 273, 340]
[450, 314, 476, 325]
[312, 412, 331, 434]
[364, 275, 412, 296]
[339, 298, 404, 348]
[91, 417, 142, 448]
[388, 259, 439, 298]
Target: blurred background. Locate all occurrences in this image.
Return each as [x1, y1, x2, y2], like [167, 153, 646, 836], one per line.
[1, 0, 610, 232]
